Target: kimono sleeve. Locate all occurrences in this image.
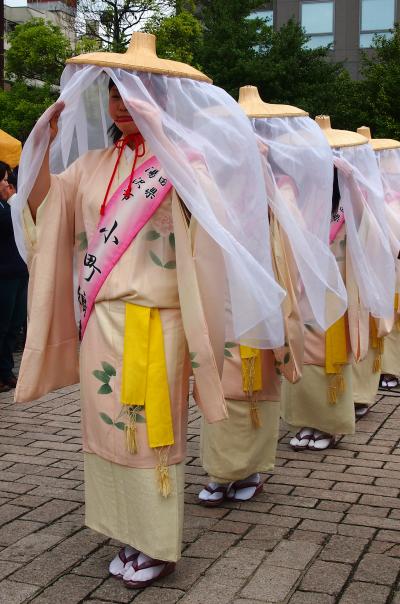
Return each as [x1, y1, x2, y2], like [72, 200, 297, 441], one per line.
[15, 159, 83, 403]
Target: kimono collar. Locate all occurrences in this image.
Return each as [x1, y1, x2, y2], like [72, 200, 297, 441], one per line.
[100, 132, 145, 216]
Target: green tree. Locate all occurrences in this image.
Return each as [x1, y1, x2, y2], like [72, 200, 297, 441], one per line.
[199, 0, 267, 94]
[76, 0, 173, 52]
[252, 19, 361, 129]
[6, 19, 72, 85]
[357, 24, 400, 139]
[0, 82, 56, 142]
[143, 6, 203, 65]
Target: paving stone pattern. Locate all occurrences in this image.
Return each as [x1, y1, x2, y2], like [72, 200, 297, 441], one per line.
[0, 369, 400, 603]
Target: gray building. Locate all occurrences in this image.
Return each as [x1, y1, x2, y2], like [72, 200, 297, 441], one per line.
[253, 0, 399, 77]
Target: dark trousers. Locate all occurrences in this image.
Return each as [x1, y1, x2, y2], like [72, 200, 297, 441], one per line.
[0, 276, 28, 380]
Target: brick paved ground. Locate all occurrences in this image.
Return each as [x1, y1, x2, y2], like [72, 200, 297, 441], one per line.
[0, 369, 399, 603]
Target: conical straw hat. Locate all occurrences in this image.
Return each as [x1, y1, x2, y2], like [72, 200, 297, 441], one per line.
[67, 32, 211, 83]
[315, 115, 367, 148]
[0, 129, 22, 168]
[357, 126, 400, 152]
[238, 86, 308, 118]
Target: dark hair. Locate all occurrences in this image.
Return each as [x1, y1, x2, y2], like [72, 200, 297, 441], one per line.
[7, 169, 17, 191]
[0, 161, 11, 181]
[108, 123, 123, 144]
[108, 78, 123, 144]
[332, 166, 340, 217]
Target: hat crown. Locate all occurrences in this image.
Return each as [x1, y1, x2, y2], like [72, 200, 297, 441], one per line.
[315, 115, 367, 148]
[126, 32, 157, 58]
[238, 85, 307, 118]
[357, 126, 372, 140]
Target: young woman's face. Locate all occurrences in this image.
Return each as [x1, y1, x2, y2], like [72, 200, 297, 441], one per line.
[108, 85, 139, 137]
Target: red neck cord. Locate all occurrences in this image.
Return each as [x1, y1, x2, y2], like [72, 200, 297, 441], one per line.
[100, 132, 146, 216]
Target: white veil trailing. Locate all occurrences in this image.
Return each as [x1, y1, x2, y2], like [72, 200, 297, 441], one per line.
[251, 116, 347, 330]
[375, 147, 400, 293]
[334, 143, 395, 319]
[12, 64, 285, 348]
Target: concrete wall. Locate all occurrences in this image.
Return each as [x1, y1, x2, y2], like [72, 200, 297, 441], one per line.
[267, 0, 400, 78]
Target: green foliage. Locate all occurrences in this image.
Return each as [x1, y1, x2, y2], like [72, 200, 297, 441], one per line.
[78, 0, 174, 52]
[356, 25, 400, 139]
[6, 18, 72, 84]
[0, 82, 56, 142]
[199, 0, 266, 93]
[143, 9, 203, 66]
[74, 36, 103, 55]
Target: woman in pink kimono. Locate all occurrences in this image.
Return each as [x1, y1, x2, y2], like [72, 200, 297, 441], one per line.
[199, 88, 347, 504]
[14, 34, 285, 589]
[283, 117, 395, 451]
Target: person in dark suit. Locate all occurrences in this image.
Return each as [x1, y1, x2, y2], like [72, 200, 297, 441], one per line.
[0, 162, 28, 392]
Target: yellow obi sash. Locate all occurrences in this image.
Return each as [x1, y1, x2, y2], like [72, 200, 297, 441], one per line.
[121, 303, 174, 496]
[325, 315, 347, 404]
[240, 345, 263, 428]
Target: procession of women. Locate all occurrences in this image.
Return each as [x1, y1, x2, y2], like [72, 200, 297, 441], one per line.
[9, 32, 400, 589]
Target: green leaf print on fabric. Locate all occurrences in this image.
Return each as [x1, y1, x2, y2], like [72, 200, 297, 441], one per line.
[149, 250, 163, 267]
[190, 352, 200, 369]
[99, 412, 113, 425]
[102, 361, 116, 377]
[163, 260, 176, 269]
[98, 383, 112, 395]
[284, 352, 291, 364]
[93, 370, 110, 383]
[93, 361, 116, 394]
[224, 341, 237, 358]
[169, 233, 175, 250]
[114, 422, 126, 431]
[145, 230, 161, 241]
[76, 231, 88, 251]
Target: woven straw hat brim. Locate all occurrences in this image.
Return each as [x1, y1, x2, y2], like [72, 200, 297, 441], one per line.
[238, 86, 308, 118]
[67, 33, 211, 83]
[371, 139, 400, 151]
[357, 127, 400, 151]
[316, 116, 368, 148]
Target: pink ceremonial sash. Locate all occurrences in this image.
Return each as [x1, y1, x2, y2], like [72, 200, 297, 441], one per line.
[77, 155, 172, 338]
[330, 206, 345, 244]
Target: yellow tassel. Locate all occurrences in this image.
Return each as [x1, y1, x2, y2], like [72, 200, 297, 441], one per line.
[328, 384, 337, 404]
[336, 372, 345, 395]
[373, 355, 381, 373]
[250, 401, 262, 429]
[243, 356, 256, 396]
[377, 337, 384, 355]
[124, 408, 138, 454]
[396, 317, 400, 331]
[156, 447, 171, 498]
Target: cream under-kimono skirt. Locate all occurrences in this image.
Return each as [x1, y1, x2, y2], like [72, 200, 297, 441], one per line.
[200, 344, 281, 483]
[81, 300, 190, 562]
[382, 328, 400, 378]
[282, 364, 355, 435]
[352, 347, 381, 407]
[281, 225, 355, 436]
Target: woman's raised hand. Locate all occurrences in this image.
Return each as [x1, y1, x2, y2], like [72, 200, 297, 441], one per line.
[49, 101, 66, 143]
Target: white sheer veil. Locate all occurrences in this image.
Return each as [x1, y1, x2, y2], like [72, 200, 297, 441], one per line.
[334, 143, 395, 319]
[12, 65, 286, 348]
[252, 116, 347, 330]
[375, 147, 400, 293]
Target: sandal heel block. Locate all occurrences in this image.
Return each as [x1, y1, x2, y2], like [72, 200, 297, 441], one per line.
[124, 560, 176, 589]
[226, 474, 264, 502]
[198, 483, 227, 507]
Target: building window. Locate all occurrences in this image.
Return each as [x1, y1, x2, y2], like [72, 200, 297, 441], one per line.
[360, 0, 395, 48]
[301, 1, 334, 49]
[251, 9, 274, 25]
